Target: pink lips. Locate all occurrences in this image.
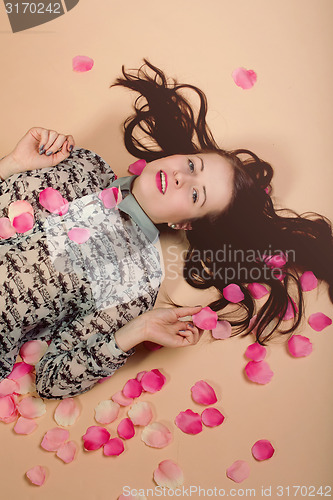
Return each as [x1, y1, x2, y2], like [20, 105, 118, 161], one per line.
[155, 170, 168, 194]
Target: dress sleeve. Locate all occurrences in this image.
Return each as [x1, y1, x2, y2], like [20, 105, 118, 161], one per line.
[35, 309, 135, 399]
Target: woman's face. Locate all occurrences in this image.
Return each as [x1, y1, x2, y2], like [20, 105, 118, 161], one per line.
[131, 152, 234, 226]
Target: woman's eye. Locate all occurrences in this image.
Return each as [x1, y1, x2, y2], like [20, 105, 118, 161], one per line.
[192, 189, 198, 203]
[188, 159, 195, 172]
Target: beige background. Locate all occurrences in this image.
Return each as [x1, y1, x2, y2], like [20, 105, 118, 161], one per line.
[0, 1, 332, 499]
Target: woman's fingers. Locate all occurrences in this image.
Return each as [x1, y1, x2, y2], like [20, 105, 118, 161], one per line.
[38, 130, 75, 156]
[173, 305, 202, 319]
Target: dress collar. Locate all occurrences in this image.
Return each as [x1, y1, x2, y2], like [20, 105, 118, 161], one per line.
[110, 175, 160, 244]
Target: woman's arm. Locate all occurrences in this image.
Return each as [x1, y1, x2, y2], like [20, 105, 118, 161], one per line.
[0, 127, 75, 180]
[34, 306, 203, 400]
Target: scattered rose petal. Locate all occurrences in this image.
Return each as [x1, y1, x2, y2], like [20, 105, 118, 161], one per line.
[143, 341, 163, 351]
[247, 283, 269, 299]
[128, 159, 147, 175]
[41, 428, 70, 451]
[17, 396, 46, 418]
[201, 408, 225, 427]
[141, 422, 172, 448]
[117, 418, 135, 440]
[14, 416, 38, 435]
[1, 408, 19, 423]
[0, 217, 16, 238]
[56, 441, 77, 463]
[232, 68, 257, 89]
[94, 400, 120, 425]
[136, 371, 147, 382]
[282, 298, 298, 321]
[122, 379, 143, 399]
[19, 340, 48, 365]
[175, 409, 202, 435]
[226, 460, 250, 483]
[0, 378, 19, 396]
[300, 271, 318, 291]
[127, 402, 153, 426]
[8, 200, 34, 220]
[104, 437, 125, 456]
[212, 320, 232, 339]
[141, 370, 165, 393]
[39, 187, 69, 215]
[112, 390, 133, 406]
[263, 252, 286, 268]
[191, 380, 217, 405]
[153, 459, 184, 489]
[67, 227, 90, 244]
[245, 343, 267, 361]
[98, 187, 122, 209]
[248, 315, 258, 335]
[7, 361, 34, 380]
[72, 55, 94, 72]
[15, 372, 36, 395]
[245, 360, 274, 384]
[252, 439, 275, 461]
[82, 426, 110, 451]
[308, 312, 332, 332]
[54, 398, 80, 426]
[192, 307, 218, 330]
[223, 284, 245, 303]
[288, 335, 313, 357]
[26, 465, 46, 486]
[12, 212, 34, 233]
[0, 395, 16, 420]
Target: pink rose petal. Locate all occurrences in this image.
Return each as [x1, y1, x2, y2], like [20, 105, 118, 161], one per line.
[1, 408, 19, 423]
[223, 284, 245, 303]
[112, 390, 133, 406]
[153, 459, 184, 489]
[245, 343, 267, 361]
[8, 200, 34, 220]
[82, 426, 110, 451]
[12, 212, 34, 233]
[67, 227, 90, 244]
[26, 465, 46, 486]
[141, 370, 165, 393]
[192, 306, 218, 330]
[41, 428, 70, 451]
[103, 437, 125, 456]
[136, 371, 147, 382]
[288, 335, 313, 357]
[300, 271, 318, 291]
[212, 320, 232, 339]
[201, 408, 225, 427]
[14, 416, 38, 435]
[247, 283, 269, 299]
[7, 361, 34, 380]
[117, 418, 135, 440]
[308, 312, 332, 332]
[127, 401, 153, 426]
[19, 340, 48, 365]
[252, 439, 275, 461]
[175, 409, 202, 435]
[191, 380, 217, 405]
[122, 378, 143, 399]
[232, 68, 257, 89]
[0, 217, 16, 238]
[17, 396, 46, 418]
[282, 298, 298, 321]
[0, 395, 16, 420]
[98, 187, 122, 209]
[72, 55, 94, 72]
[54, 398, 80, 426]
[56, 441, 77, 463]
[248, 315, 258, 335]
[0, 378, 19, 396]
[15, 372, 36, 395]
[226, 460, 250, 483]
[143, 341, 163, 351]
[94, 400, 120, 425]
[263, 252, 287, 268]
[141, 422, 172, 448]
[39, 187, 69, 215]
[128, 159, 147, 176]
[245, 360, 274, 384]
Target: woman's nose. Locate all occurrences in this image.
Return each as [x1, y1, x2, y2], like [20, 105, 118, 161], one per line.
[175, 172, 188, 188]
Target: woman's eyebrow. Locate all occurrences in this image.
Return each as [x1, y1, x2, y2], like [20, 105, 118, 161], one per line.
[198, 156, 207, 207]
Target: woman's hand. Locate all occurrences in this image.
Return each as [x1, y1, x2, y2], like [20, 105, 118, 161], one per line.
[0, 127, 75, 179]
[114, 306, 204, 353]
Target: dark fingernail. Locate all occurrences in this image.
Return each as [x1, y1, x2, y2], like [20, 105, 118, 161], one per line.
[187, 322, 193, 328]
[39, 145, 44, 152]
[69, 145, 73, 152]
[46, 151, 52, 156]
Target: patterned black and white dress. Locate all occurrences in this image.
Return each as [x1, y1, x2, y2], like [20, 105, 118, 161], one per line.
[0, 149, 163, 399]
